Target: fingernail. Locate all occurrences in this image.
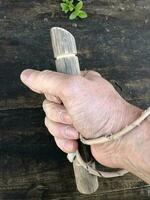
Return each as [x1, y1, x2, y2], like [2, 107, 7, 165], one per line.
[20, 69, 33, 82]
[65, 127, 79, 139]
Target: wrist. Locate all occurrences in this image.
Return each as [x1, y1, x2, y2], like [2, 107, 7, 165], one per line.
[111, 102, 143, 169]
[118, 107, 150, 177]
[91, 101, 143, 169]
[105, 98, 142, 134]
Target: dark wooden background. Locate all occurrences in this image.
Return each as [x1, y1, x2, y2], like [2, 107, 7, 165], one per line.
[0, 0, 150, 199]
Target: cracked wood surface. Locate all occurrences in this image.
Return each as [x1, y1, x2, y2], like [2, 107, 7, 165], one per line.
[0, 0, 150, 199]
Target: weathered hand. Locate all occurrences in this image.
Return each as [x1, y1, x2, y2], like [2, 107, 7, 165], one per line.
[20, 69, 141, 169]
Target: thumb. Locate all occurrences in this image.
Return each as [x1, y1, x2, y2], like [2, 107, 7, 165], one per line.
[20, 69, 67, 97]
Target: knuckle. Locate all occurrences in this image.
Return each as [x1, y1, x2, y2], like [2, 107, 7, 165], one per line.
[41, 70, 51, 76]
[44, 103, 63, 123]
[50, 106, 59, 120]
[42, 99, 46, 108]
[45, 93, 51, 101]
[39, 70, 52, 83]
[56, 108, 62, 120]
[42, 99, 49, 111]
[64, 125, 69, 136]
[89, 70, 101, 76]
[52, 107, 65, 123]
[60, 76, 83, 97]
[44, 118, 52, 133]
[55, 138, 62, 149]
[44, 117, 48, 127]
[45, 94, 60, 103]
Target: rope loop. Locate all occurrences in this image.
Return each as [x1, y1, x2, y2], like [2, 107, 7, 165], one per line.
[67, 107, 150, 178]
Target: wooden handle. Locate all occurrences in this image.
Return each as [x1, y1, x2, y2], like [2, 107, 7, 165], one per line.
[50, 27, 99, 194]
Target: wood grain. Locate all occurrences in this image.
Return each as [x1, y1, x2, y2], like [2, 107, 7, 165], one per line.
[0, 0, 150, 199]
[51, 27, 99, 194]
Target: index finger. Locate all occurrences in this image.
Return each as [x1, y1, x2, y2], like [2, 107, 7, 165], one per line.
[20, 69, 68, 96]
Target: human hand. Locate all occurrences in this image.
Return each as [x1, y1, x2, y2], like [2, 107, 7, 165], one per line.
[20, 69, 141, 169]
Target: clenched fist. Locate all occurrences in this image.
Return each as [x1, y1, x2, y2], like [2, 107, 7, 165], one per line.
[20, 69, 143, 171]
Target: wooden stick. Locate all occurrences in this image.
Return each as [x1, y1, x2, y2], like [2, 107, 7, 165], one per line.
[50, 27, 99, 194]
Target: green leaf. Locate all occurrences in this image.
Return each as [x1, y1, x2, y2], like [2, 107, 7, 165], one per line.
[69, 11, 78, 20]
[75, 9, 80, 15]
[65, 0, 73, 4]
[60, 3, 66, 10]
[61, 3, 69, 13]
[75, 1, 83, 10]
[78, 10, 87, 18]
[60, 0, 88, 20]
[68, 2, 74, 11]
[69, 6, 74, 11]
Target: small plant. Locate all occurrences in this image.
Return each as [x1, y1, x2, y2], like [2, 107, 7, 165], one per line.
[60, 0, 88, 20]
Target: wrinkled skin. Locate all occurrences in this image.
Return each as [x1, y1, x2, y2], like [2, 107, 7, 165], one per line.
[20, 69, 150, 183]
